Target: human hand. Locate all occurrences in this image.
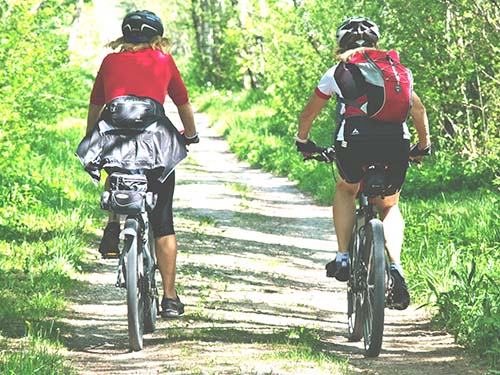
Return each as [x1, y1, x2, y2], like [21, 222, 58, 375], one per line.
[295, 136, 320, 159]
[183, 132, 200, 145]
[409, 143, 431, 163]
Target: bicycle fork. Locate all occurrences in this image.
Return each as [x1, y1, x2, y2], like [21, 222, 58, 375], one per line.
[142, 238, 158, 299]
[115, 218, 139, 288]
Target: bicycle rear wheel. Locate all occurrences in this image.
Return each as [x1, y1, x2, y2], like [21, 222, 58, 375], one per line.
[347, 223, 364, 342]
[124, 226, 145, 351]
[362, 219, 386, 357]
[143, 226, 158, 334]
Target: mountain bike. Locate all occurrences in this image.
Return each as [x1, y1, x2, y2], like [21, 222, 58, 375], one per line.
[306, 146, 399, 358]
[100, 172, 159, 351]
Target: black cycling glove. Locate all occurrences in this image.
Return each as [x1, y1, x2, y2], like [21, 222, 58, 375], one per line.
[409, 143, 431, 157]
[295, 139, 319, 153]
[183, 133, 200, 145]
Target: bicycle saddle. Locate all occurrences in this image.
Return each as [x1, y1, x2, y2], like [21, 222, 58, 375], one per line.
[361, 164, 388, 197]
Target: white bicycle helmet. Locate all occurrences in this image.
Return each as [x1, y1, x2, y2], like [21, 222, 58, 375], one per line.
[336, 16, 380, 50]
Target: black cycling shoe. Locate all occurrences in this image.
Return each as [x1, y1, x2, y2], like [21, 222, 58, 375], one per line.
[325, 254, 349, 282]
[161, 295, 185, 319]
[99, 222, 120, 259]
[388, 269, 410, 310]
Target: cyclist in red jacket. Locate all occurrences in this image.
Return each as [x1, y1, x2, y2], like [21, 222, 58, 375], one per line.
[86, 10, 198, 318]
[296, 17, 430, 310]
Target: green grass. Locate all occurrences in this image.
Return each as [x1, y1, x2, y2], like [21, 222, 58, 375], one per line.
[227, 182, 251, 195]
[0, 119, 100, 373]
[0, 322, 77, 375]
[262, 327, 348, 373]
[164, 325, 348, 374]
[401, 190, 500, 368]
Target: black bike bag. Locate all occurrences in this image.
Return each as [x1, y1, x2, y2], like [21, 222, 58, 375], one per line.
[109, 173, 148, 192]
[100, 173, 157, 215]
[100, 95, 165, 130]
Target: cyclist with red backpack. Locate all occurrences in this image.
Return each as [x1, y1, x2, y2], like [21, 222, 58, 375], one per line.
[296, 17, 431, 309]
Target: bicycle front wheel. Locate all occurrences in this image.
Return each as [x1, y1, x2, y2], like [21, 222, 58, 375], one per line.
[124, 227, 145, 351]
[347, 223, 364, 342]
[362, 219, 386, 357]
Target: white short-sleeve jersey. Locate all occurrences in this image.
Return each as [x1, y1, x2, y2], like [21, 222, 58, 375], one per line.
[315, 63, 342, 100]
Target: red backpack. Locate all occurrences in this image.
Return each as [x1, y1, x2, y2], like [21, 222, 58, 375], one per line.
[343, 49, 413, 123]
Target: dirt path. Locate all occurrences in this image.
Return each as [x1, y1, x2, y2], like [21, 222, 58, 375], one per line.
[61, 104, 485, 374]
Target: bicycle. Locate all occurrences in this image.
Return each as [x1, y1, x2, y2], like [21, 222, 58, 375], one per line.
[306, 146, 406, 357]
[100, 172, 159, 351]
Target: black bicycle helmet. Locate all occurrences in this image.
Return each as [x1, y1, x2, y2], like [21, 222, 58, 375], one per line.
[336, 16, 380, 50]
[122, 10, 164, 43]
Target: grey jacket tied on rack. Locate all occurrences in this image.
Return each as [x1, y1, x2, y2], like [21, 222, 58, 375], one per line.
[75, 96, 187, 184]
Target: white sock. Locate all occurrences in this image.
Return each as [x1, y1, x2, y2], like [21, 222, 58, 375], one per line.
[390, 263, 404, 277]
[336, 252, 349, 267]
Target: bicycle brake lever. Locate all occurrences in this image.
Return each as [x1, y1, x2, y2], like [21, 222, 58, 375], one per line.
[320, 147, 336, 163]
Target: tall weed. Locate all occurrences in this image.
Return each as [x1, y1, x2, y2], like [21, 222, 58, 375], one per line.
[0, 322, 76, 375]
[402, 190, 499, 366]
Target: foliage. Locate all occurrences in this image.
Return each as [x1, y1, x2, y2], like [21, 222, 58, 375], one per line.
[187, 0, 499, 172]
[0, 0, 98, 372]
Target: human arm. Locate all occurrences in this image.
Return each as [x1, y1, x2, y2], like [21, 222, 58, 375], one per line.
[86, 59, 106, 136]
[297, 92, 329, 141]
[409, 91, 431, 161]
[295, 92, 329, 155]
[86, 103, 104, 136]
[410, 92, 430, 148]
[177, 102, 197, 137]
[166, 55, 198, 141]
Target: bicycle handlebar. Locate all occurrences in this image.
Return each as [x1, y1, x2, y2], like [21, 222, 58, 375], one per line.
[303, 144, 429, 164]
[303, 146, 336, 163]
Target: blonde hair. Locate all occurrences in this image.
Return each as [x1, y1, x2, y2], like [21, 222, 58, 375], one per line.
[335, 46, 378, 61]
[106, 35, 172, 54]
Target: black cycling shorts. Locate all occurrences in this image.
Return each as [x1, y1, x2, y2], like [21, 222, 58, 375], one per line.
[334, 119, 410, 196]
[147, 170, 176, 238]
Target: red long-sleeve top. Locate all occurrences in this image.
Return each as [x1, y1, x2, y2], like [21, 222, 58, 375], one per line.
[89, 48, 189, 107]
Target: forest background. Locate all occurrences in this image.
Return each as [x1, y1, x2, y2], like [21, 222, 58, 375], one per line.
[0, 0, 498, 373]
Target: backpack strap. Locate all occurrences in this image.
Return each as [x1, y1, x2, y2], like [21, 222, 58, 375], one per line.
[340, 97, 363, 108]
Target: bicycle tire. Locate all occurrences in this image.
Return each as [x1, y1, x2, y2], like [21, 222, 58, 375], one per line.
[124, 230, 145, 351]
[347, 223, 364, 342]
[362, 219, 386, 357]
[143, 226, 158, 334]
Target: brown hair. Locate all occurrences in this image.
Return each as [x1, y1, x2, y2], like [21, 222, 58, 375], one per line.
[106, 35, 172, 54]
